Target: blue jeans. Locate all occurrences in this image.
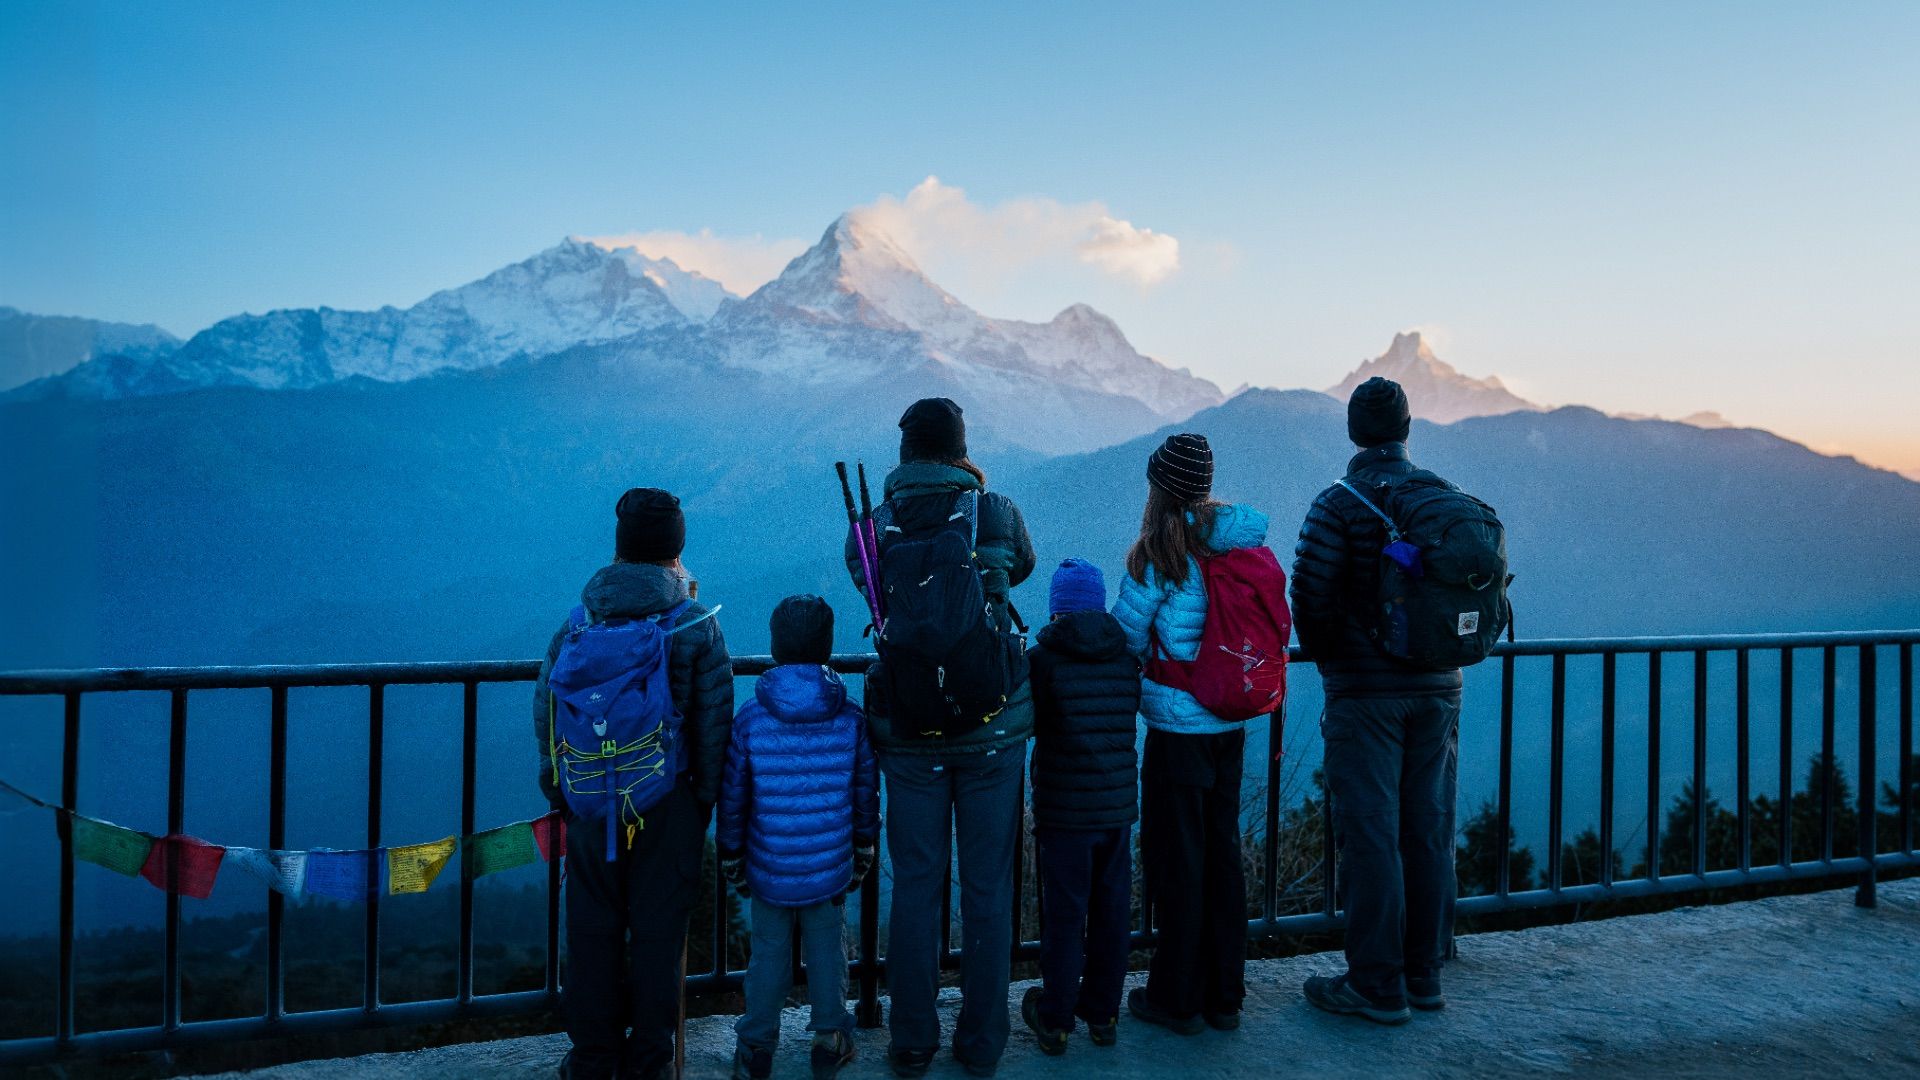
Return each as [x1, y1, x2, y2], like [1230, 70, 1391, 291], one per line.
[880, 746, 1024, 1066]
[736, 896, 852, 1049]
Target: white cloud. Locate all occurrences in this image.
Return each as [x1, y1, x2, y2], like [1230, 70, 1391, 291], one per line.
[582, 228, 807, 296]
[583, 177, 1181, 299]
[849, 176, 1181, 287]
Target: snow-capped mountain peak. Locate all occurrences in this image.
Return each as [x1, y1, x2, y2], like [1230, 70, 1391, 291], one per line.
[1327, 331, 1540, 424]
[576, 238, 734, 322]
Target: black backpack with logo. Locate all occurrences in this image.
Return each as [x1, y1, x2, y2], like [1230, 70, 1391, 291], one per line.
[1337, 470, 1513, 670]
[870, 489, 1027, 738]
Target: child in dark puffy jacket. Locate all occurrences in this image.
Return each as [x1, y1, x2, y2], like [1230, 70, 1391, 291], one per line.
[1020, 559, 1143, 1055]
[717, 596, 879, 1080]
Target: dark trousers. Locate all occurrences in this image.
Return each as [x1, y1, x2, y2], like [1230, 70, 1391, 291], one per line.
[880, 747, 1024, 1067]
[562, 786, 707, 1078]
[1034, 824, 1132, 1031]
[1140, 728, 1246, 1019]
[1322, 694, 1460, 1004]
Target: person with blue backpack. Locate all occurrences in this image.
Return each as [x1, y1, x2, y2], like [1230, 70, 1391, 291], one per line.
[844, 398, 1036, 1079]
[1112, 433, 1291, 1037]
[717, 595, 879, 1080]
[535, 487, 734, 1080]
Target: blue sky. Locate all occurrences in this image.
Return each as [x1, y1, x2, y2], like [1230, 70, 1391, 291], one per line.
[3, 2, 1916, 473]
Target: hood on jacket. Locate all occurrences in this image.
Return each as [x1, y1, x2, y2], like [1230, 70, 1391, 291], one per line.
[582, 561, 691, 622]
[1205, 503, 1270, 554]
[755, 664, 848, 724]
[1037, 609, 1131, 662]
[885, 460, 982, 499]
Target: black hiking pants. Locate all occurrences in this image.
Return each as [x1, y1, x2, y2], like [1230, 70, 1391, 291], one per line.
[562, 786, 706, 1079]
[1141, 727, 1246, 1019]
[1322, 693, 1460, 1004]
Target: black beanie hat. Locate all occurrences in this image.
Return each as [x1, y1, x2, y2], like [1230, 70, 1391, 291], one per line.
[1348, 376, 1412, 447]
[899, 398, 968, 462]
[1147, 432, 1214, 503]
[614, 487, 686, 564]
[770, 594, 834, 666]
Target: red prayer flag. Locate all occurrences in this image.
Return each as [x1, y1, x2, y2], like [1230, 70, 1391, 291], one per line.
[533, 812, 566, 862]
[140, 834, 226, 899]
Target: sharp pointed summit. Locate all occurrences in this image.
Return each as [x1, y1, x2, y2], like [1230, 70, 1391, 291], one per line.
[1327, 331, 1540, 424]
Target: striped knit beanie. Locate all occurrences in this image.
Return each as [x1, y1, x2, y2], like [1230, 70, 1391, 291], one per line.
[1147, 433, 1213, 503]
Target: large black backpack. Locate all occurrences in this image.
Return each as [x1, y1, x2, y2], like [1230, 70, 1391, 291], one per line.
[1337, 470, 1512, 670]
[871, 489, 1027, 739]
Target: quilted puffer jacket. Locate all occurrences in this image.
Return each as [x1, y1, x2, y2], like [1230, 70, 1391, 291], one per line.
[1027, 609, 1141, 831]
[1112, 503, 1270, 734]
[715, 664, 880, 907]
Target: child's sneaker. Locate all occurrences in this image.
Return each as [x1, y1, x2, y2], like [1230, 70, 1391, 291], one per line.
[733, 1043, 772, 1080]
[1084, 1015, 1118, 1047]
[1021, 987, 1068, 1055]
[811, 1031, 855, 1080]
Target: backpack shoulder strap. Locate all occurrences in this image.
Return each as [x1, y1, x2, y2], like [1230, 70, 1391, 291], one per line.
[1334, 479, 1402, 543]
[659, 600, 721, 636]
[959, 489, 981, 550]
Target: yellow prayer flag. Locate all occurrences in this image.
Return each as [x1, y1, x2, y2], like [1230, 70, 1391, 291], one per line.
[387, 836, 457, 894]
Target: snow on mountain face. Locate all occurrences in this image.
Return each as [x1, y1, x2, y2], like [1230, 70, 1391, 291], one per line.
[720, 215, 1223, 418]
[1327, 331, 1540, 424]
[583, 241, 732, 322]
[0, 307, 181, 391]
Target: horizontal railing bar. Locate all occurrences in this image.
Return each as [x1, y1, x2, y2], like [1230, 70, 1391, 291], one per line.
[11, 631, 1920, 695]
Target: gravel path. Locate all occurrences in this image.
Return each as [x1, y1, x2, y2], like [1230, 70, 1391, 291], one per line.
[208, 879, 1920, 1079]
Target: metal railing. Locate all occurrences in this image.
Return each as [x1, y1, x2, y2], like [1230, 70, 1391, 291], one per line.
[1, 630, 1916, 1066]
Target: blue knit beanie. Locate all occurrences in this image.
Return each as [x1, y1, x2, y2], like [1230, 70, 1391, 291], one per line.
[1049, 558, 1107, 617]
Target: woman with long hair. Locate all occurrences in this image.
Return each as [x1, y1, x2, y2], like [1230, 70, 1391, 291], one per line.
[845, 398, 1036, 1078]
[1111, 433, 1271, 1035]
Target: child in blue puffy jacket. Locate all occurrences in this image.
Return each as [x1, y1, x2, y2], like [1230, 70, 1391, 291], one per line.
[717, 595, 879, 1080]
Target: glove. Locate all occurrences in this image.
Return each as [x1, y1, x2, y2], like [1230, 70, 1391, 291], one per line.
[720, 853, 749, 897]
[846, 844, 876, 896]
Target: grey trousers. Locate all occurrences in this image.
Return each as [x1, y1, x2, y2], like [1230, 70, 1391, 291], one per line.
[736, 896, 851, 1049]
[1322, 694, 1460, 1003]
[879, 747, 1024, 1066]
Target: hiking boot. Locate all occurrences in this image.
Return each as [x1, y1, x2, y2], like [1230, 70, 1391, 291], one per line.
[1203, 1010, 1240, 1031]
[1021, 987, 1069, 1056]
[1085, 1016, 1118, 1047]
[888, 1047, 936, 1078]
[1406, 975, 1446, 1011]
[1303, 974, 1412, 1025]
[1126, 987, 1205, 1036]
[953, 1050, 998, 1078]
[733, 1043, 773, 1080]
[811, 1031, 855, 1080]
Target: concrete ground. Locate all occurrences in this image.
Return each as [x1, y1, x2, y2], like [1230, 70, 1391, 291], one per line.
[209, 879, 1920, 1079]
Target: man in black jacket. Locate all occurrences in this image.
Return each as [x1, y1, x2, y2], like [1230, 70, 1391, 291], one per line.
[1020, 559, 1142, 1055]
[534, 487, 734, 1080]
[1290, 378, 1459, 1026]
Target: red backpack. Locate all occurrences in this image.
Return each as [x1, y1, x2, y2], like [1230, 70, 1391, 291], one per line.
[1146, 547, 1293, 722]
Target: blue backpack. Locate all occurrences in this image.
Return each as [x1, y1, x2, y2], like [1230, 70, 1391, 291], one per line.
[547, 600, 716, 859]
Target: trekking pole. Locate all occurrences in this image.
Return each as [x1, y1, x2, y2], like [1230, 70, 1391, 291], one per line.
[837, 463, 884, 627]
[856, 462, 885, 620]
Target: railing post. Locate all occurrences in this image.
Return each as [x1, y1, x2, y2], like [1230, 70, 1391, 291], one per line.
[1262, 704, 1282, 921]
[164, 688, 187, 1034]
[1779, 648, 1794, 866]
[1692, 650, 1708, 877]
[365, 683, 384, 1014]
[267, 686, 288, 1023]
[1857, 646, 1877, 907]
[1599, 653, 1615, 888]
[1903, 644, 1914, 856]
[1548, 654, 1565, 891]
[1736, 650, 1751, 872]
[1822, 646, 1837, 862]
[458, 681, 478, 1004]
[1496, 655, 1514, 896]
[56, 692, 79, 1048]
[856, 866, 881, 1027]
[1647, 653, 1662, 880]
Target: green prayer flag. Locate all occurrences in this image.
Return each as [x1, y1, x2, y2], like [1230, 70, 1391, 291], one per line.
[71, 815, 154, 876]
[465, 821, 539, 877]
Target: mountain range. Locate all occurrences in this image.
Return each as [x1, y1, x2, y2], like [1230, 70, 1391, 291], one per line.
[0, 306, 182, 392]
